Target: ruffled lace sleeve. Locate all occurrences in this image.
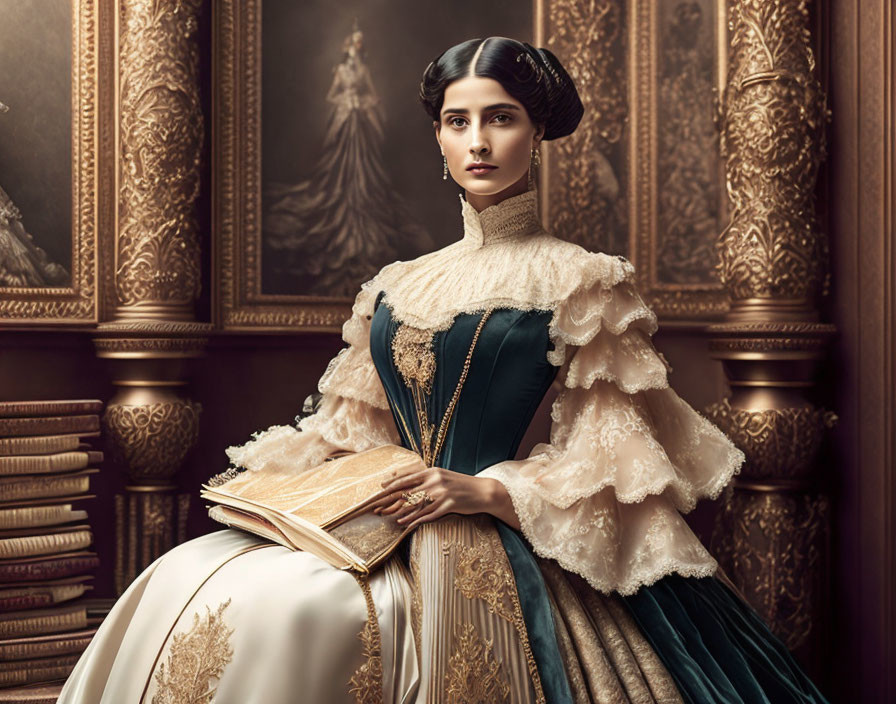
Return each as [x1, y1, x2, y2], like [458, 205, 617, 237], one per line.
[477, 255, 746, 596]
[222, 279, 400, 476]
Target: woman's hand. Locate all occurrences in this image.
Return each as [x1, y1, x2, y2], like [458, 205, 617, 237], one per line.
[369, 466, 519, 531]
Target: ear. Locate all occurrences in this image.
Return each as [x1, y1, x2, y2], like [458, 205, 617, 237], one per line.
[434, 121, 442, 150]
[534, 123, 546, 144]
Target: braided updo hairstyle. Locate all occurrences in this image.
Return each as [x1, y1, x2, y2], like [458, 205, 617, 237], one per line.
[418, 37, 583, 141]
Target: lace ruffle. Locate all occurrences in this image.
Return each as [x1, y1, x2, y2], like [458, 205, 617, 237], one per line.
[372, 231, 637, 334]
[298, 394, 400, 451]
[546, 260, 659, 370]
[316, 282, 392, 411]
[481, 478, 719, 596]
[224, 424, 337, 476]
[563, 326, 671, 394]
[482, 380, 744, 514]
[224, 281, 399, 473]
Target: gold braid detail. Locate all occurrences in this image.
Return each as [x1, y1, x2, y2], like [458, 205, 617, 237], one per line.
[391, 309, 494, 467]
[348, 573, 384, 704]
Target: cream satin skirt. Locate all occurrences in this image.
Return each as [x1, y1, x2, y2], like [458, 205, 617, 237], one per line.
[58, 529, 418, 704]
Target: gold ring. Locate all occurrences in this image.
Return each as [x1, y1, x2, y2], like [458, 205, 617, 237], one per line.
[402, 490, 432, 507]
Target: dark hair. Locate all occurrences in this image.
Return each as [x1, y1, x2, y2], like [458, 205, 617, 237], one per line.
[418, 37, 583, 141]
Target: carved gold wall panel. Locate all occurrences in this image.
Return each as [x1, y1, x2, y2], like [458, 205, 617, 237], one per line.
[537, 0, 731, 319]
[115, 0, 203, 315]
[0, 0, 101, 323]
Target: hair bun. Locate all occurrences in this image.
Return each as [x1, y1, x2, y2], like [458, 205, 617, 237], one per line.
[523, 43, 584, 141]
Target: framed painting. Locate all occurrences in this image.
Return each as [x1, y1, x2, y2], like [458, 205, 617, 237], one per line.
[538, 0, 731, 320]
[214, 0, 532, 331]
[215, 0, 730, 331]
[0, 0, 101, 324]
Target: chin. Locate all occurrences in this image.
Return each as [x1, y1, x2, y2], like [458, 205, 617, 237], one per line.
[460, 176, 527, 196]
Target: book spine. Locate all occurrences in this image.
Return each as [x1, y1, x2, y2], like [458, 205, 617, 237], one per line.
[0, 656, 80, 686]
[0, 608, 88, 638]
[0, 399, 102, 417]
[0, 595, 53, 612]
[0, 531, 92, 560]
[0, 506, 83, 531]
[0, 556, 99, 583]
[0, 416, 99, 437]
[0, 635, 93, 661]
[0, 475, 90, 501]
[0, 434, 81, 456]
[0, 452, 90, 475]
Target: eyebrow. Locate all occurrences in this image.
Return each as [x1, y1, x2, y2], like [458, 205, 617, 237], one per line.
[441, 103, 520, 117]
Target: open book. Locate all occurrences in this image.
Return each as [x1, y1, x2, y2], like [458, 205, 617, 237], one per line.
[200, 444, 426, 574]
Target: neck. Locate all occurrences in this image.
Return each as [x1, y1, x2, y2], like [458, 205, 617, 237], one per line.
[464, 171, 530, 212]
[459, 185, 543, 248]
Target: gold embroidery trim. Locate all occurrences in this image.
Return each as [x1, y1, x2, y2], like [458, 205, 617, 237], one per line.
[446, 520, 547, 704]
[445, 621, 512, 704]
[449, 532, 515, 624]
[151, 598, 235, 704]
[348, 573, 384, 704]
[390, 309, 493, 468]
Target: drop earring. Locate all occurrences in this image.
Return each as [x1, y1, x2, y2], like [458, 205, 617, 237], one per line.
[531, 145, 541, 167]
[442, 153, 448, 181]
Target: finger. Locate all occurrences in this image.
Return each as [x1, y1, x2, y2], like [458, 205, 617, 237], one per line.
[405, 503, 449, 530]
[377, 498, 406, 516]
[381, 469, 431, 493]
[369, 493, 404, 511]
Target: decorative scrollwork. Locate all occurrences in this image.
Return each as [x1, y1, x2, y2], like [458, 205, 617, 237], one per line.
[117, 0, 204, 307]
[711, 490, 828, 650]
[706, 399, 837, 479]
[718, 0, 831, 302]
[103, 400, 201, 481]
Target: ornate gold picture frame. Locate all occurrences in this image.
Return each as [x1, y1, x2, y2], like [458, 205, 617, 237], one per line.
[538, 0, 731, 320]
[214, 0, 390, 332]
[0, 0, 101, 325]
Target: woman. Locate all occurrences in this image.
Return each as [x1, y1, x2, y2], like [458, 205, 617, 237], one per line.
[60, 37, 829, 703]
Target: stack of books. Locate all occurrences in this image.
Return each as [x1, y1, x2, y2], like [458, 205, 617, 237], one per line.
[0, 400, 103, 693]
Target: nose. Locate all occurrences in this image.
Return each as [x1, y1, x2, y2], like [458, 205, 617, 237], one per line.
[469, 120, 489, 156]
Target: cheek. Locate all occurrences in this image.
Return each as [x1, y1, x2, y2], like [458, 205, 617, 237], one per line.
[499, 130, 534, 166]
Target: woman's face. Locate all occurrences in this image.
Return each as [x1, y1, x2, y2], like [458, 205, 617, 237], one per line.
[435, 76, 544, 210]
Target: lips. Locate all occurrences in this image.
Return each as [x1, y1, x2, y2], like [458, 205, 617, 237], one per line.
[466, 163, 497, 171]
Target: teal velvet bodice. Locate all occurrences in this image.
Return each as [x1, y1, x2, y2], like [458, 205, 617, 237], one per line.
[369, 291, 559, 471]
[369, 290, 574, 702]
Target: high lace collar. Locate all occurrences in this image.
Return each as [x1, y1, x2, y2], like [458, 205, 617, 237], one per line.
[459, 187, 544, 248]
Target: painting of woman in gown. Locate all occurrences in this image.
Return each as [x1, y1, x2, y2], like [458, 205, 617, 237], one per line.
[0, 101, 69, 287]
[59, 37, 830, 703]
[263, 23, 434, 297]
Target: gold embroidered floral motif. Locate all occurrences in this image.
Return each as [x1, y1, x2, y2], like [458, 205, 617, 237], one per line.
[449, 530, 515, 624]
[445, 622, 512, 704]
[348, 574, 383, 704]
[151, 598, 234, 704]
[391, 324, 436, 392]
